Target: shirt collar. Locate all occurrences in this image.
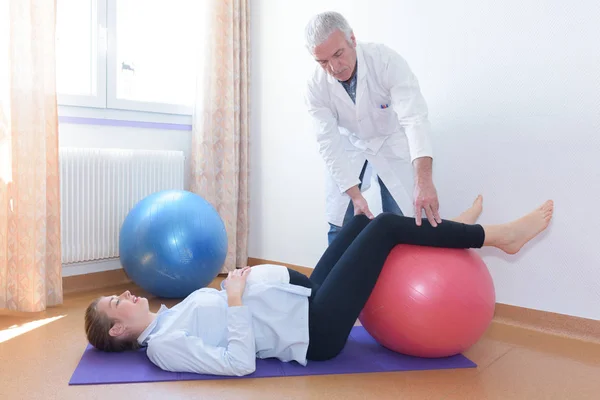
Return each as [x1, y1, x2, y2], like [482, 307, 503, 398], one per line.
[137, 304, 169, 346]
[339, 61, 358, 87]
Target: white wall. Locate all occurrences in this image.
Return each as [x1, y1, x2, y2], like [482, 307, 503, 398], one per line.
[249, 0, 600, 320]
[58, 109, 192, 179]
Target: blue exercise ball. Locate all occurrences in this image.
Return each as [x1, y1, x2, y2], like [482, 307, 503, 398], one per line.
[119, 189, 228, 298]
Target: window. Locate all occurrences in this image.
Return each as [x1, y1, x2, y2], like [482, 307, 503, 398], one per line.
[56, 0, 204, 115]
[56, 0, 106, 108]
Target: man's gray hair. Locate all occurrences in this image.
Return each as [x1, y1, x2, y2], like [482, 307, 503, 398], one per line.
[304, 11, 353, 54]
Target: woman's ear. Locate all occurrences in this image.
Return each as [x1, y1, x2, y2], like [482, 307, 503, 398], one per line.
[109, 321, 126, 338]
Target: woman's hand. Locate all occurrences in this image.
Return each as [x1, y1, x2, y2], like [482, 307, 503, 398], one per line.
[224, 267, 251, 306]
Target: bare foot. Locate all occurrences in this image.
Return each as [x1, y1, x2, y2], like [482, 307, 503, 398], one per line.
[496, 200, 554, 254]
[452, 195, 484, 224]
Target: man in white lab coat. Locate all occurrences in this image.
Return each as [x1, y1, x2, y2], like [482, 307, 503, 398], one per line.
[304, 11, 442, 244]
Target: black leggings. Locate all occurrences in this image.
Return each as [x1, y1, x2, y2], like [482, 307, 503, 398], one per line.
[287, 212, 485, 361]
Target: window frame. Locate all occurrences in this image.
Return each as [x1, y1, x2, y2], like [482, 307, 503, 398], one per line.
[56, 0, 107, 109]
[56, 0, 194, 116]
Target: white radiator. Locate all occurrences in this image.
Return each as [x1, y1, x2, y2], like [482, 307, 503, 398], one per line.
[59, 147, 185, 264]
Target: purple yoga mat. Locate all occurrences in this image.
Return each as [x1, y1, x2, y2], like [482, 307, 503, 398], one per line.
[69, 326, 476, 385]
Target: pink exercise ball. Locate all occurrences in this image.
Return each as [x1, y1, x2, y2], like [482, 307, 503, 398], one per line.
[359, 244, 496, 358]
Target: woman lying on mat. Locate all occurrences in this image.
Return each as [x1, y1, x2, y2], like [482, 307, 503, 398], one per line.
[84, 196, 554, 376]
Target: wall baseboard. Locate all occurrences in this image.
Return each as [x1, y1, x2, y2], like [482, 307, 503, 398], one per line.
[493, 303, 600, 344]
[62, 258, 123, 277]
[63, 268, 131, 295]
[248, 257, 600, 344]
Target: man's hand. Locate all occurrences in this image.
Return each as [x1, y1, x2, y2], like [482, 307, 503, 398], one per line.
[414, 180, 441, 227]
[346, 185, 374, 219]
[413, 157, 442, 227]
[224, 267, 251, 306]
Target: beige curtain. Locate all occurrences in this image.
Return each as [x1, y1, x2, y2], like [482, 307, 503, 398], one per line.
[190, 0, 250, 273]
[0, 0, 63, 312]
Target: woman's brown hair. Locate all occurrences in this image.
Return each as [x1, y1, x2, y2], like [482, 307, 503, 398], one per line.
[84, 297, 141, 352]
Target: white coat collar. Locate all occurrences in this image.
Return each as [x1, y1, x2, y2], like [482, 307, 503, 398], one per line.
[356, 42, 367, 81]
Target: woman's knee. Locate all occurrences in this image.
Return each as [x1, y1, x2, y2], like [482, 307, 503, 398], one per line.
[351, 213, 371, 224]
[372, 212, 402, 226]
[352, 212, 396, 226]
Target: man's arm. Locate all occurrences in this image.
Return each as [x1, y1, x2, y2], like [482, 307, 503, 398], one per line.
[414, 156, 432, 182]
[413, 156, 440, 226]
[345, 185, 374, 219]
[305, 82, 374, 219]
[383, 47, 442, 226]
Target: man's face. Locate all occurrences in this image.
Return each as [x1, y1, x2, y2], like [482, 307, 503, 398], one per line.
[312, 29, 357, 82]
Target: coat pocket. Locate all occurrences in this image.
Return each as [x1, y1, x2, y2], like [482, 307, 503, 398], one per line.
[370, 106, 399, 134]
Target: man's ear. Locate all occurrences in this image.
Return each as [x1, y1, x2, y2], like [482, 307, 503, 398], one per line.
[350, 32, 356, 47]
[109, 321, 126, 338]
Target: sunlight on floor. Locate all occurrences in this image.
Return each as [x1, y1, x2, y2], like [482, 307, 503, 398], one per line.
[0, 315, 66, 344]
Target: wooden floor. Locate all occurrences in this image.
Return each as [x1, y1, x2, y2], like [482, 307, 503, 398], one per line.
[1, 280, 600, 400]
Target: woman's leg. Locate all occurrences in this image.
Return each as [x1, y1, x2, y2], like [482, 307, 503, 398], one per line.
[306, 200, 554, 360]
[310, 194, 485, 287]
[308, 215, 372, 286]
[306, 213, 482, 360]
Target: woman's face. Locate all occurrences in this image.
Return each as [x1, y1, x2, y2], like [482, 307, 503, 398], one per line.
[96, 290, 150, 337]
